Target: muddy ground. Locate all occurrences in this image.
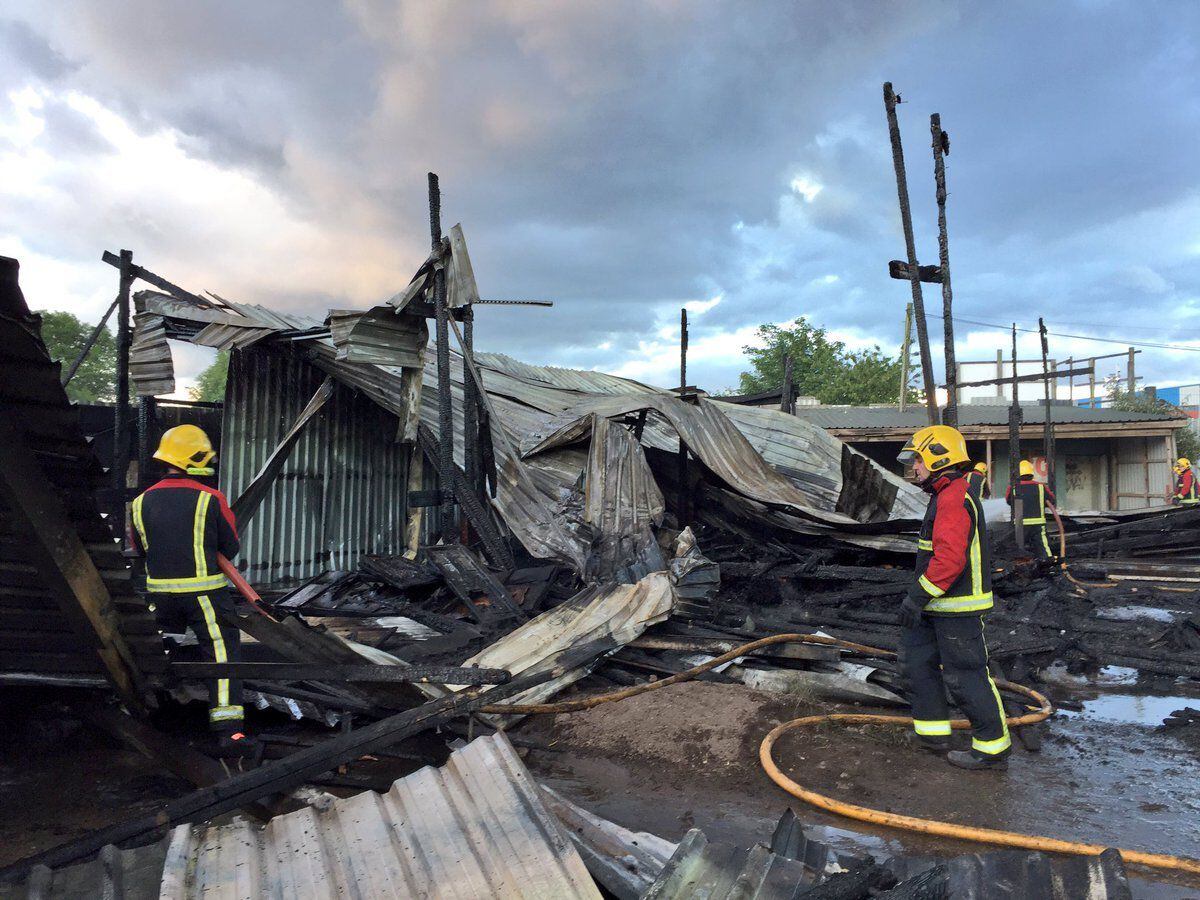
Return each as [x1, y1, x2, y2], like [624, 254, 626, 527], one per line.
[520, 679, 1200, 899]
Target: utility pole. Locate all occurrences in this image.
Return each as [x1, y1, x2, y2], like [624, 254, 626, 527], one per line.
[428, 173, 456, 542]
[678, 308, 689, 523]
[1008, 324, 1024, 548]
[1039, 318, 1056, 494]
[930, 113, 958, 427]
[113, 249, 133, 528]
[883, 82, 939, 425]
[780, 354, 795, 414]
[899, 303, 913, 412]
[1127, 347, 1137, 398]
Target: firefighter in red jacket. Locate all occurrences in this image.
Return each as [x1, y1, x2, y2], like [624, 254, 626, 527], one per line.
[130, 425, 250, 750]
[966, 461, 991, 500]
[897, 425, 1011, 771]
[1005, 460, 1055, 560]
[1173, 458, 1198, 505]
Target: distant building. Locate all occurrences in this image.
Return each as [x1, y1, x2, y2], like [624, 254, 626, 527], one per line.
[783, 401, 1187, 512]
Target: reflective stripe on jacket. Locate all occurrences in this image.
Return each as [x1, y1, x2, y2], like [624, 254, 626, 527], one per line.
[914, 471, 993, 614]
[130, 475, 240, 593]
[1005, 477, 1054, 525]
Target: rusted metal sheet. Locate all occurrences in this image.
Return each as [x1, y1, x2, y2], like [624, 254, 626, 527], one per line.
[156, 733, 601, 899]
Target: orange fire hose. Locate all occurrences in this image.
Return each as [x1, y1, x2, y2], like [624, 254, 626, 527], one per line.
[484, 631, 1200, 876]
[1048, 504, 1119, 589]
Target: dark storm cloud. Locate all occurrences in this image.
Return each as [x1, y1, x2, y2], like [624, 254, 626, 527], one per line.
[2, 1, 1198, 391]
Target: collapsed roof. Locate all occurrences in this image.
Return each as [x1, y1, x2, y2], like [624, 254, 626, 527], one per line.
[131, 236, 923, 577]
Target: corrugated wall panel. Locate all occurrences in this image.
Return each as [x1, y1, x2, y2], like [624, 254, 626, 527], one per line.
[221, 349, 409, 586]
[1115, 435, 1172, 510]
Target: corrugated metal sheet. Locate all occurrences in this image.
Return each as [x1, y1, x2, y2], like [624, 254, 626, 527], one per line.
[888, 848, 1133, 898]
[327, 306, 427, 366]
[1116, 434, 1173, 510]
[221, 350, 409, 584]
[0, 258, 166, 680]
[793, 403, 1183, 431]
[130, 312, 175, 396]
[642, 828, 818, 899]
[157, 733, 601, 899]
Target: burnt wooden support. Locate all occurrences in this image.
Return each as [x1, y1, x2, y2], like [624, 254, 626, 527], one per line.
[1009, 324, 1024, 548]
[0, 410, 146, 711]
[417, 422, 514, 570]
[949, 365, 1093, 390]
[0, 648, 594, 880]
[101, 250, 210, 306]
[230, 377, 334, 526]
[883, 83, 938, 424]
[428, 173, 456, 541]
[112, 249, 133, 523]
[1039, 317, 1056, 493]
[930, 113, 957, 427]
[172, 661, 511, 685]
[678, 307, 690, 522]
[61, 295, 120, 388]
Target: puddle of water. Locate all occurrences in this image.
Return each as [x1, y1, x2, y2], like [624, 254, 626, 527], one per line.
[1060, 693, 1198, 726]
[1095, 665, 1140, 685]
[1094, 605, 1183, 623]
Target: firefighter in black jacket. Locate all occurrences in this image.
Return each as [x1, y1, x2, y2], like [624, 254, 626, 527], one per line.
[1005, 460, 1055, 560]
[130, 425, 249, 749]
[897, 425, 1011, 771]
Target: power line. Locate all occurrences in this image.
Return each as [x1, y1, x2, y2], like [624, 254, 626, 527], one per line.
[926, 314, 1200, 354]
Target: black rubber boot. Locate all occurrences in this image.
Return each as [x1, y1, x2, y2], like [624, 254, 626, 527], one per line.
[908, 733, 951, 754]
[946, 749, 1008, 771]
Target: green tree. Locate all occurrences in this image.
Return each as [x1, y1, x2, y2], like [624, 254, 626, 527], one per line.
[1108, 387, 1200, 461]
[737, 317, 906, 405]
[189, 350, 229, 402]
[38, 310, 118, 403]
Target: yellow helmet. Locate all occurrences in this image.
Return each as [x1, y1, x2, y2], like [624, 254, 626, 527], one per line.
[897, 424, 968, 473]
[154, 425, 215, 474]
[974, 462, 988, 475]
[1176, 457, 1191, 472]
[1019, 460, 1034, 477]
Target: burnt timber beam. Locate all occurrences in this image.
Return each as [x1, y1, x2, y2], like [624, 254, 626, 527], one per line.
[230, 376, 334, 526]
[101, 250, 209, 307]
[61, 295, 120, 388]
[0, 648, 592, 880]
[417, 422, 515, 571]
[0, 410, 146, 711]
[172, 662, 512, 685]
[888, 261, 943, 283]
[948, 365, 1094, 390]
[930, 113, 958, 428]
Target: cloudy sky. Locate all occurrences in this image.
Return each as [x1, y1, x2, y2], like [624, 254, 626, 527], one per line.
[1, 1, 1198, 396]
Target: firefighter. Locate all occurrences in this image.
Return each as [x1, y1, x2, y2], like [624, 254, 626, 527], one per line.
[130, 425, 250, 751]
[967, 461, 991, 500]
[1173, 458, 1198, 505]
[897, 425, 1011, 771]
[1005, 460, 1056, 560]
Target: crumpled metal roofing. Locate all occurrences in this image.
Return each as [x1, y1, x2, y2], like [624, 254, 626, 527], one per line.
[134, 285, 922, 574]
[157, 733, 601, 899]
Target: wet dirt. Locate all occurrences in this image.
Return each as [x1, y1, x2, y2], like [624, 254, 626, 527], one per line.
[520, 679, 1200, 898]
[0, 696, 189, 868]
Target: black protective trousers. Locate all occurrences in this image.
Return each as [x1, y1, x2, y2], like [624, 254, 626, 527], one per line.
[152, 588, 244, 732]
[1029, 525, 1055, 560]
[898, 613, 1011, 757]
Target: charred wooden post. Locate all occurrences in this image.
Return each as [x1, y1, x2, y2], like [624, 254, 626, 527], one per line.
[930, 113, 958, 428]
[428, 173, 456, 542]
[113, 249, 133, 525]
[678, 307, 689, 523]
[883, 83, 938, 425]
[1039, 317, 1056, 493]
[136, 396, 156, 492]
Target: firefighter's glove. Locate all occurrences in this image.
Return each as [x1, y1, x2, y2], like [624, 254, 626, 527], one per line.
[900, 586, 926, 628]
